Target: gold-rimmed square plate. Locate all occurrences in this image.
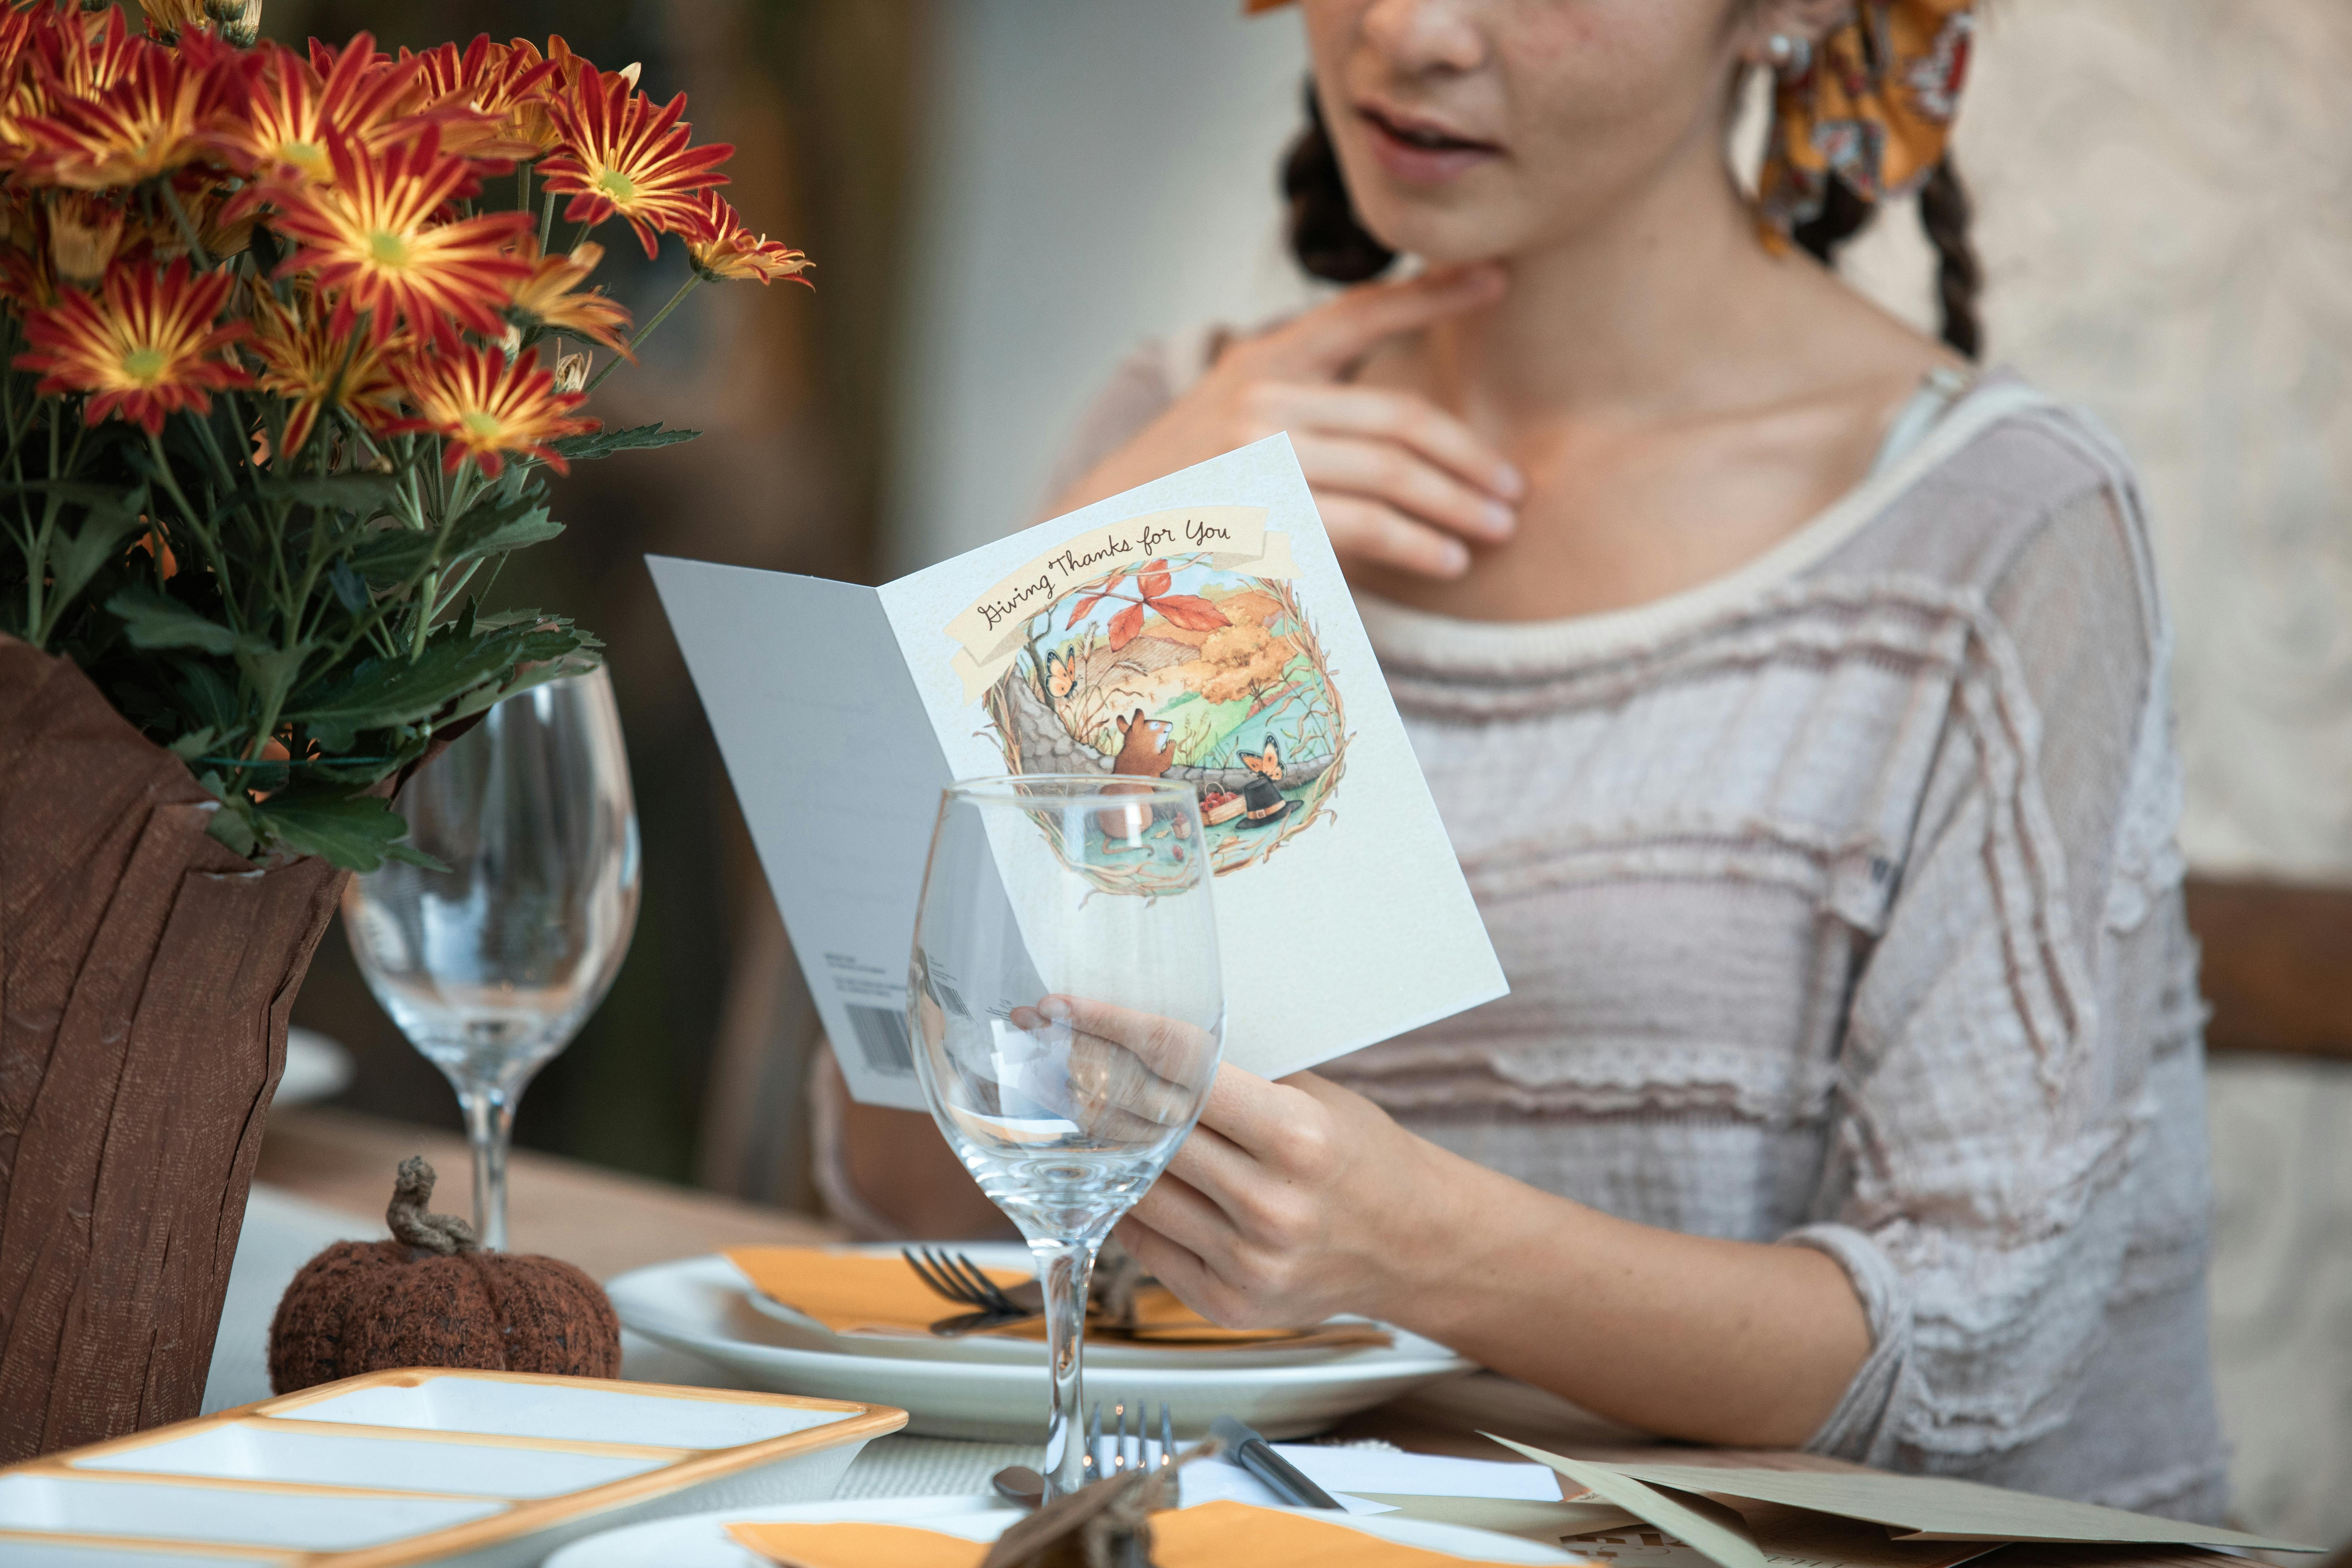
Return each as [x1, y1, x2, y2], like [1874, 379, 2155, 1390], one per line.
[0, 1367, 905, 1568]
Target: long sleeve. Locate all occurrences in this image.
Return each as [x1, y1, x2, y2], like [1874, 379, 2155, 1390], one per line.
[1786, 475, 2220, 1512]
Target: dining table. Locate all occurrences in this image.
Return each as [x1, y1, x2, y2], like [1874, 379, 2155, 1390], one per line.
[208, 1105, 2246, 1564]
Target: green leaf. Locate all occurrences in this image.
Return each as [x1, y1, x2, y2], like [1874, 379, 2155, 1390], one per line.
[446, 501, 563, 568]
[438, 643, 601, 725]
[0, 479, 139, 507]
[328, 558, 370, 612]
[248, 793, 416, 874]
[548, 423, 699, 463]
[387, 840, 453, 872]
[201, 787, 259, 859]
[347, 523, 439, 584]
[108, 583, 261, 656]
[235, 645, 311, 713]
[41, 479, 151, 612]
[166, 727, 224, 761]
[171, 658, 243, 736]
[256, 472, 404, 514]
[287, 618, 560, 747]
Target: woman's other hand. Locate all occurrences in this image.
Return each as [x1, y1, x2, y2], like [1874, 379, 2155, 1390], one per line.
[1114, 1064, 1449, 1329]
[1054, 266, 1523, 580]
[1112, 1059, 1871, 1447]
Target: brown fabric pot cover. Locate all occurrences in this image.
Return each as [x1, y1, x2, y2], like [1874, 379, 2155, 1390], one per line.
[0, 634, 346, 1461]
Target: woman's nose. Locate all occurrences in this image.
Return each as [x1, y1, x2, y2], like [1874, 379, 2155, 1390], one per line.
[1359, 0, 1489, 76]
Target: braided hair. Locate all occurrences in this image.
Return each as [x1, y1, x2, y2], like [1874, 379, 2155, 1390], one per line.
[1793, 162, 1982, 359]
[1277, 78, 1985, 358]
[1281, 83, 1395, 285]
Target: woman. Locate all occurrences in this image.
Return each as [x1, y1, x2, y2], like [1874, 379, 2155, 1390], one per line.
[833, 0, 2225, 1516]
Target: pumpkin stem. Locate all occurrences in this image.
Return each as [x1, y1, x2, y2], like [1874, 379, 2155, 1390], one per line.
[386, 1156, 481, 1255]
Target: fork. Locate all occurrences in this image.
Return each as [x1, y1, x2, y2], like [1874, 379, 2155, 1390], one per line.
[1080, 1399, 1178, 1485]
[903, 1246, 1046, 1333]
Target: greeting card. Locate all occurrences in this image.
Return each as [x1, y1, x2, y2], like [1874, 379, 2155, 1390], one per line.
[651, 436, 1504, 1107]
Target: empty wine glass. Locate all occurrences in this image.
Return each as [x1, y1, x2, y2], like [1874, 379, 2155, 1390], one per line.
[341, 664, 641, 1249]
[909, 775, 1224, 1499]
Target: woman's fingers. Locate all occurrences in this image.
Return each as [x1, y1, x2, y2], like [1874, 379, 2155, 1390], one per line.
[1126, 1167, 1234, 1258]
[1254, 263, 1507, 380]
[1033, 995, 1217, 1090]
[1113, 1217, 1236, 1324]
[1292, 431, 1516, 547]
[1267, 384, 1521, 502]
[1195, 1062, 1324, 1165]
[1317, 493, 1473, 577]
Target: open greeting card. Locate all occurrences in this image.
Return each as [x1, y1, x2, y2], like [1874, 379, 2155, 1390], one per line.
[652, 436, 1506, 1107]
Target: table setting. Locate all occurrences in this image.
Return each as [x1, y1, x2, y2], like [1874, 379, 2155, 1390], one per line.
[0, 6, 2331, 1568]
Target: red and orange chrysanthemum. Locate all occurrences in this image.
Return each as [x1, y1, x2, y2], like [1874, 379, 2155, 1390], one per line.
[683, 191, 810, 286]
[398, 342, 596, 477]
[13, 255, 250, 433]
[14, 16, 251, 189]
[400, 35, 554, 163]
[539, 68, 732, 258]
[248, 287, 407, 459]
[495, 36, 587, 154]
[266, 128, 532, 345]
[505, 237, 631, 355]
[214, 35, 426, 185]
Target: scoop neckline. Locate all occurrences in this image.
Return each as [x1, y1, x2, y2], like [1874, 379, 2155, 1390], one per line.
[1355, 372, 2053, 674]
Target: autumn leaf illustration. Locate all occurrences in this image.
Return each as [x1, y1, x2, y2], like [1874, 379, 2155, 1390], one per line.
[1149, 595, 1229, 633]
[1072, 555, 1232, 650]
[1066, 568, 1128, 628]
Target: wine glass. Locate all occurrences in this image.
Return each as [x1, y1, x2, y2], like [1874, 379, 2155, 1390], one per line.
[341, 664, 641, 1249]
[908, 775, 1224, 1499]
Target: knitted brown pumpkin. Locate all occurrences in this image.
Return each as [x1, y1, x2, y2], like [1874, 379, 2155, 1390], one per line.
[268, 1156, 622, 1394]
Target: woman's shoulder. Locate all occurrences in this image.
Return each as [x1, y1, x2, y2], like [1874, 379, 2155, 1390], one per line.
[1038, 323, 1243, 515]
[1825, 371, 2160, 625]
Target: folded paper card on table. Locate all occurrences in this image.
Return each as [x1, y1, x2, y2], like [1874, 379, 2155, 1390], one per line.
[651, 436, 1507, 1107]
[1481, 1437, 2321, 1568]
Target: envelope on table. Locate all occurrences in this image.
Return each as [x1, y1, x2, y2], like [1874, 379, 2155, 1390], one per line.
[1484, 1436, 2320, 1568]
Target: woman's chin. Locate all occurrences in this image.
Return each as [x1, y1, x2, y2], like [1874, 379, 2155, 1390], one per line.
[1355, 201, 1530, 273]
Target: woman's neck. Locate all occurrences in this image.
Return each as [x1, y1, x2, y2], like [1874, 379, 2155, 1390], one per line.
[1346, 131, 1957, 625]
[1412, 148, 1828, 428]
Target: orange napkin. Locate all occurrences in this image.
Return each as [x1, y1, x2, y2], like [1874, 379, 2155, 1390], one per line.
[726, 1500, 1550, 1567]
[727, 1248, 1029, 1336]
[725, 1247, 1389, 1350]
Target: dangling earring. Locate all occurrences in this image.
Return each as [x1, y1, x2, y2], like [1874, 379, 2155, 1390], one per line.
[1765, 33, 1813, 78]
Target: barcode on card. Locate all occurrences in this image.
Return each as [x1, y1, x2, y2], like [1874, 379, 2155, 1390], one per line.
[933, 979, 969, 1018]
[845, 1004, 914, 1076]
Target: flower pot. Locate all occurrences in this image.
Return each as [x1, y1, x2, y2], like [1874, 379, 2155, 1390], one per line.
[0, 634, 347, 1462]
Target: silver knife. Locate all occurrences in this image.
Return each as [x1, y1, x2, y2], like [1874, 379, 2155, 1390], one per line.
[1207, 1415, 1342, 1509]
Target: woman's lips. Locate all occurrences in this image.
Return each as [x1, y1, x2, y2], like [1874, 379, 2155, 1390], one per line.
[1355, 103, 1502, 185]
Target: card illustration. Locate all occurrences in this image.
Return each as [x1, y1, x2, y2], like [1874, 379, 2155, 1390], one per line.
[961, 514, 1348, 880]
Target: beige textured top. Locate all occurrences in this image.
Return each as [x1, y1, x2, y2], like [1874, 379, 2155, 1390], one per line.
[1051, 351, 2228, 1519]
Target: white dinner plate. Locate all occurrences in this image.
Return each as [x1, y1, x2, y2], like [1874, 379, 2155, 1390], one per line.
[736, 1242, 1387, 1369]
[607, 1253, 1475, 1440]
[545, 1492, 1590, 1568]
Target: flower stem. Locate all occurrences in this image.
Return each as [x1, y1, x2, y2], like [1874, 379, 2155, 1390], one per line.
[585, 274, 701, 393]
[146, 429, 240, 632]
[159, 183, 214, 272]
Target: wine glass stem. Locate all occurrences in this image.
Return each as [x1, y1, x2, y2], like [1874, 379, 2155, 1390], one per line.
[455, 1081, 517, 1252]
[1035, 1235, 1100, 1501]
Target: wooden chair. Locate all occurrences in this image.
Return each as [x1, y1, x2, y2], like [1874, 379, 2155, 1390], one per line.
[2182, 877, 2352, 1060]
